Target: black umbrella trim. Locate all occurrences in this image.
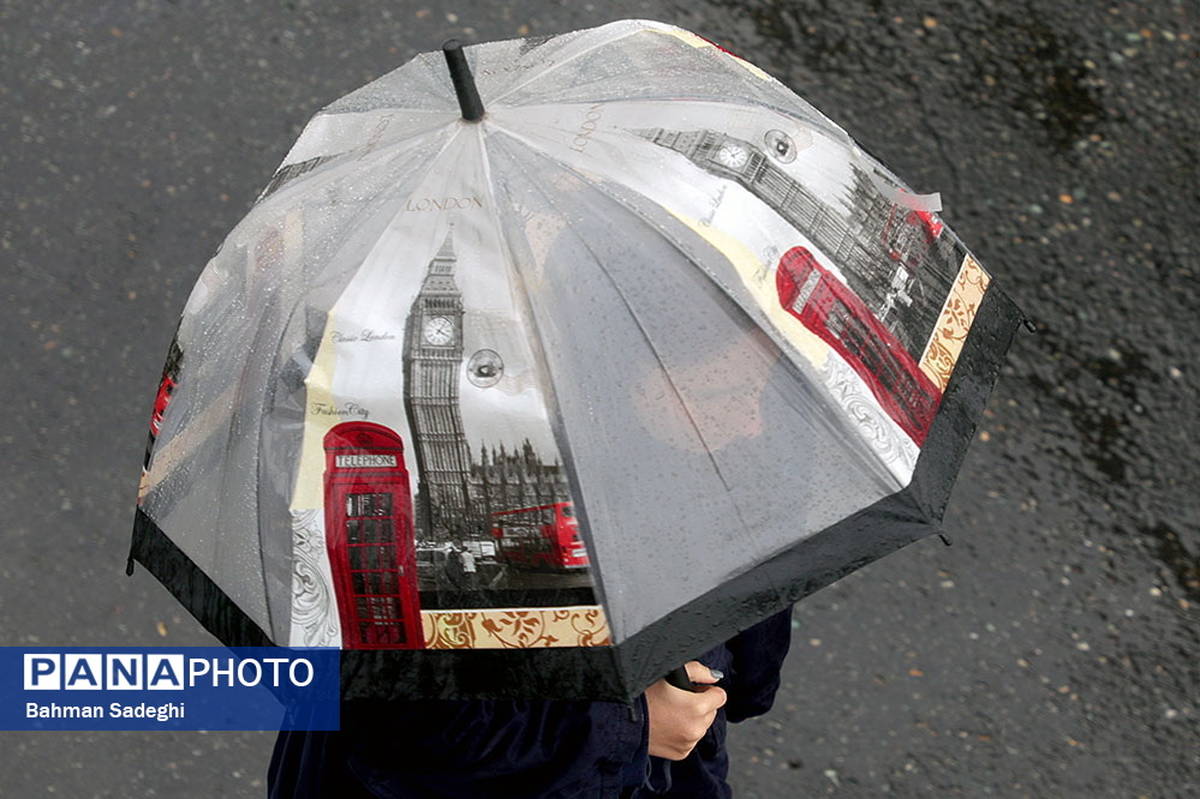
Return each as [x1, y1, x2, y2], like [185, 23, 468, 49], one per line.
[129, 507, 273, 648]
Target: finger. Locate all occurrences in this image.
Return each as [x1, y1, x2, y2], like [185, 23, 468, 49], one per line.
[698, 685, 727, 711]
[684, 660, 722, 685]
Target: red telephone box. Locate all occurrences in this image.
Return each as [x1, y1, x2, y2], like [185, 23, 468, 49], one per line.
[776, 247, 942, 445]
[323, 422, 423, 649]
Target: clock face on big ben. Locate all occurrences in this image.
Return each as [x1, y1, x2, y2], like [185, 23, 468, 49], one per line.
[422, 315, 455, 346]
[715, 143, 749, 170]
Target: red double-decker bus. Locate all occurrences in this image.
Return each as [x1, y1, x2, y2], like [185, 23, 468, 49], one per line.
[882, 206, 944, 265]
[149, 375, 177, 437]
[490, 502, 589, 571]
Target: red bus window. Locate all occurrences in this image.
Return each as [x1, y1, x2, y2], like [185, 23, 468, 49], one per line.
[491, 502, 589, 572]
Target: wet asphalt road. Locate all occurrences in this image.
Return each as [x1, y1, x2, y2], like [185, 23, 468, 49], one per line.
[1, 0, 1196, 796]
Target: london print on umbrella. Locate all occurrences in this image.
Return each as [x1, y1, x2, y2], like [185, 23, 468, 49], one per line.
[636, 126, 973, 448]
[506, 93, 992, 487]
[290, 215, 608, 652]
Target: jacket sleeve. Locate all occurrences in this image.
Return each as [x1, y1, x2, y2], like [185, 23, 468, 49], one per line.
[722, 606, 794, 723]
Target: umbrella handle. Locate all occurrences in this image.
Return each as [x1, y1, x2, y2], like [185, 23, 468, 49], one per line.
[664, 665, 696, 692]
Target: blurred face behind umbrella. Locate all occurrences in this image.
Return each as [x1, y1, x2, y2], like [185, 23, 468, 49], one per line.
[632, 327, 777, 454]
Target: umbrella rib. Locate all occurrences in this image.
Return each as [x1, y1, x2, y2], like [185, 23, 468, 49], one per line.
[500, 95, 852, 146]
[470, 125, 628, 653]
[503, 142, 764, 554]
[213, 295, 283, 640]
[509, 154, 803, 628]
[254, 289, 313, 642]
[247, 127, 470, 644]
[254, 116, 457, 209]
[487, 25, 643, 106]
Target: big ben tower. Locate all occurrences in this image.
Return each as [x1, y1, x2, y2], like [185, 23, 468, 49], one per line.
[403, 230, 473, 540]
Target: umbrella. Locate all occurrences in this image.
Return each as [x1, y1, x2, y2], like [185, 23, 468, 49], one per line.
[127, 19, 1027, 702]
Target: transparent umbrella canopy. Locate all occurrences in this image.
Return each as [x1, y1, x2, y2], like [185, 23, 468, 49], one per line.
[128, 19, 1026, 701]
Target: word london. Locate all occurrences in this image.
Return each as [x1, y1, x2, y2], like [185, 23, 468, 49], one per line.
[23, 653, 316, 691]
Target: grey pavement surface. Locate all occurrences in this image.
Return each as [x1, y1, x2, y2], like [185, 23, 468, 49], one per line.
[1, 0, 1197, 796]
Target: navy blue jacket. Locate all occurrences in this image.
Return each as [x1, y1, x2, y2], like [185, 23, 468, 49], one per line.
[269, 608, 792, 798]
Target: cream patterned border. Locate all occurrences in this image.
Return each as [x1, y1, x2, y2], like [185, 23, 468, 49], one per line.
[421, 606, 611, 649]
[919, 254, 991, 391]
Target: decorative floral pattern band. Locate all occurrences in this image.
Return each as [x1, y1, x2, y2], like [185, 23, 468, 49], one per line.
[920, 254, 991, 392]
[421, 606, 611, 649]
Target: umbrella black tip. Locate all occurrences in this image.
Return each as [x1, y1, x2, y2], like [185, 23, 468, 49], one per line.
[442, 39, 485, 122]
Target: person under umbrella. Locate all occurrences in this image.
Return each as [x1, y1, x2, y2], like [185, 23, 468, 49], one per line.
[266, 42, 800, 797]
[269, 610, 791, 798]
[128, 19, 1024, 798]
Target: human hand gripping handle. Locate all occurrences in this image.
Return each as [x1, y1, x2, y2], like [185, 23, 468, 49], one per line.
[645, 661, 728, 761]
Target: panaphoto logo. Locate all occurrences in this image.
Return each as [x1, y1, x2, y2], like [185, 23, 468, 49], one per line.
[23, 653, 315, 691]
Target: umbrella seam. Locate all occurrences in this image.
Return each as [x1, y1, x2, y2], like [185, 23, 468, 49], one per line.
[486, 134, 791, 639]
[250, 125, 471, 644]
[487, 24, 645, 106]
[497, 95, 850, 148]
[252, 117, 457, 211]
[469, 122, 625, 655]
